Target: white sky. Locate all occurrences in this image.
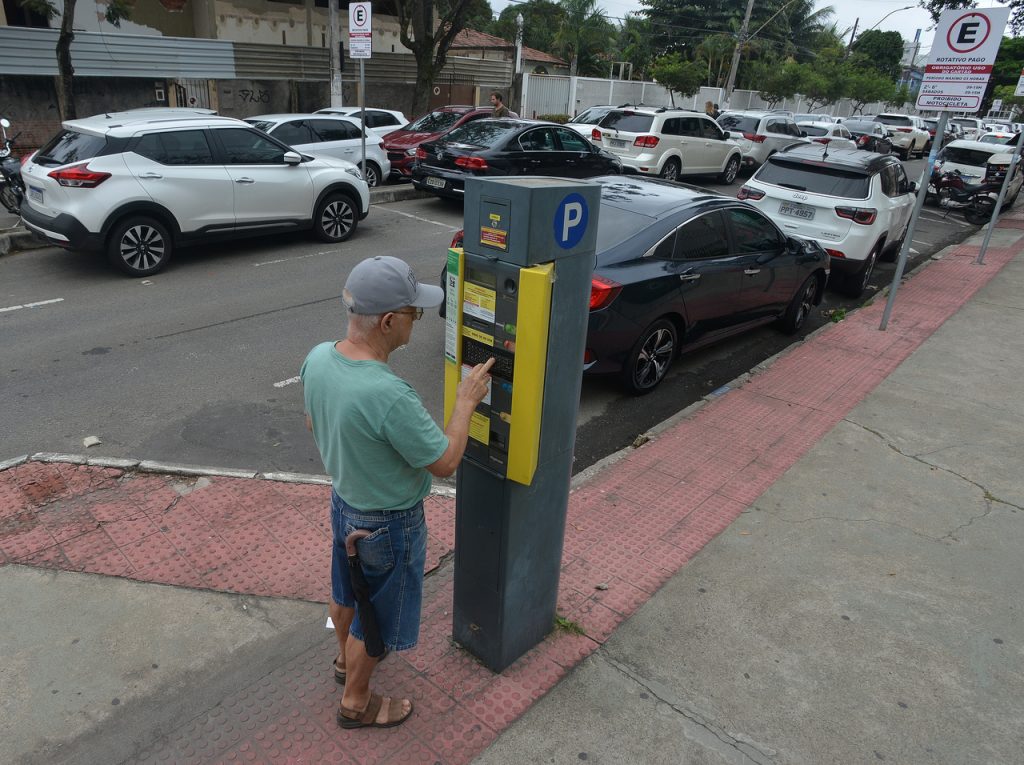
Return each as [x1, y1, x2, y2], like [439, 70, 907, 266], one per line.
[487, 0, 1015, 60]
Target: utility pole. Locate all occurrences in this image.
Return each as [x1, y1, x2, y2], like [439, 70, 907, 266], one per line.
[847, 17, 859, 51]
[328, 0, 343, 107]
[723, 0, 756, 109]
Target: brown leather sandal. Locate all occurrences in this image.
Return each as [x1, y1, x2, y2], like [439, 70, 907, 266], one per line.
[332, 655, 346, 685]
[337, 693, 413, 729]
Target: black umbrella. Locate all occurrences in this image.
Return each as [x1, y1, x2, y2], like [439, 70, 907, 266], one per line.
[345, 530, 387, 658]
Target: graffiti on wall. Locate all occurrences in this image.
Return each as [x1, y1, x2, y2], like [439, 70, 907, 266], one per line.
[238, 89, 270, 104]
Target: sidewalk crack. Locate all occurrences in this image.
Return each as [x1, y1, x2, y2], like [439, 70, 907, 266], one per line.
[601, 654, 776, 764]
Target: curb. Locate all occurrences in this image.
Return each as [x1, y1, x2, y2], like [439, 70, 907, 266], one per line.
[0, 184, 429, 257]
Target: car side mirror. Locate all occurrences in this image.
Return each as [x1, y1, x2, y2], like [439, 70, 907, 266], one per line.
[0, 118, 9, 129]
[907, 181, 918, 194]
[800, 131, 807, 137]
[283, 151, 302, 165]
[722, 130, 732, 139]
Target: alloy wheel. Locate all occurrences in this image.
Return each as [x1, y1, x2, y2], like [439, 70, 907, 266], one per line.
[633, 327, 674, 390]
[795, 278, 816, 328]
[119, 224, 166, 272]
[321, 199, 354, 240]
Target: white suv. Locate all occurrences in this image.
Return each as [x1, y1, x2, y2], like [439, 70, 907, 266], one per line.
[949, 117, 986, 141]
[868, 114, 930, 159]
[245, 113, 390, 187]
[589, 107, 743, 183]
[738, 145, 915, 297]
[19, 111, 370, 276]
[716, 111, 810, 171]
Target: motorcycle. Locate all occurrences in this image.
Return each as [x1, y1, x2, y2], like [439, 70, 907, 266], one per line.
[929, 168, 1000, 225]
[1, 117, 25, 215]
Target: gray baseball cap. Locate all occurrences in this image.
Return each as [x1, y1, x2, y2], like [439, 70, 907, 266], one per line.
[342, 255, 444, 315]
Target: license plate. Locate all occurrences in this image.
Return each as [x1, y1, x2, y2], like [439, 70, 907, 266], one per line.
[426, 176, 446, 189]
[29, 185, 43, 204]
[610, 139, 627, 148]
[779, 202, 815, 220]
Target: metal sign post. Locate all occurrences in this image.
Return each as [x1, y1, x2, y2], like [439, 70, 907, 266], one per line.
[976, 137, 1024, 265]
[349, 2, 371, 184]
[880, 6, 1010, 330]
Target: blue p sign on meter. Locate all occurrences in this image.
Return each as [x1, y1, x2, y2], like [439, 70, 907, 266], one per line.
[554, 193, 589, 249]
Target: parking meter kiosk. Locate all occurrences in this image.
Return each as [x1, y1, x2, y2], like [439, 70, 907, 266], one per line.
[444, 177, 599, 672]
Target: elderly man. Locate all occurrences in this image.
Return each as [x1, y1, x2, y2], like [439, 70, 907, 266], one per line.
[301, 255, 493, 729]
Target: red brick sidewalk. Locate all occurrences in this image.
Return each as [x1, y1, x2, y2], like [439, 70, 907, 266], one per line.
[2, 225, 1021, 764]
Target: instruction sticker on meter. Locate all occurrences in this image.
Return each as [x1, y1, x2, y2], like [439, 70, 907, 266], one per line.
[461, 363, 492, 405]
[469, 411, 490, 444]
[480, 227, 508, 250]
[463, 282, 496, 323]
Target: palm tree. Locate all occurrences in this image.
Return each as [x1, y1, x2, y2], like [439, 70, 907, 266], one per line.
[554, 0, 616, 77]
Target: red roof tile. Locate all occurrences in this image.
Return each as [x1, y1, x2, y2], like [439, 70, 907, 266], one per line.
[450, 28, 567, 67]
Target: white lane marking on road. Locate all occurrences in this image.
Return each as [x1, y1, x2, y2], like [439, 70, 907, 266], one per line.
[377, 207, 459, 230]
[912, 239, 928, 245]
[910, 248, 920, 254]
[0, 297, 64, 313]
[273, 376, 301, 388]
[254, 250, 335, 267]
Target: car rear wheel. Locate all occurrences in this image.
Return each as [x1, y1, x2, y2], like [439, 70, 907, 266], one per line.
[313, 192, 358, 242]
[106, 216, 172, 277]
[779, 274, 819, 334]
[842, 244, 879, 298]
[360, 161, 382, 188]
[660, 158, 681, 182]
[621, 318, 677, 395]
[718, 155, 740, 184]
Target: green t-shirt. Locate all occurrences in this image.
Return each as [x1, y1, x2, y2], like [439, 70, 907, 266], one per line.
[300, 342, 449, 511]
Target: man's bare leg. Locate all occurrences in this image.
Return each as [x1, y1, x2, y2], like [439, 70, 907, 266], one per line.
[330, 602, 353, 676]
[341, 635, 411, 724]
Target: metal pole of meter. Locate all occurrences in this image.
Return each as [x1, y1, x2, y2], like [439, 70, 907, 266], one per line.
[976, 136, 1024, 265]
[359, 59, 367, 184]
[880, 112, 948, 331]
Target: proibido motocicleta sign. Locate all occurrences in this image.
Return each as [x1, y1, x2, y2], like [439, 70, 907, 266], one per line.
[917, 7, 1010, 112]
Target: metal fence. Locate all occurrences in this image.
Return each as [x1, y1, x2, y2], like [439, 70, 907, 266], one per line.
[521, 74, 895, 119]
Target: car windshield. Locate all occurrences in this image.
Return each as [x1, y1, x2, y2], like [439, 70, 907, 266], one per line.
[979, 134, 1011, 144]
[443, 120, 518, 148]
[951, 118, 978, 128]
[800, 125, 829, 136]
[718, 114, 759, 133]
[33, 130, 109, 167]
[406, 111, 463, 132]
[599, 112, 654, 132]
[843, 121, 876, 133]
[755, 158, 871, 198]
[938, 146, 1003, 166]
[245, 120, 275, 132]
[570, 108, 610, 125]
[875, 115, 912, 126]
[795, 114, 822, 123]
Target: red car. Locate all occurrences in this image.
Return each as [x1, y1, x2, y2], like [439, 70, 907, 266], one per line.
[383, 105, 492, 179]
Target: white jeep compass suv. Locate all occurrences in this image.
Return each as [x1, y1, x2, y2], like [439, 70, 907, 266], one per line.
[20, 111, 370, 276]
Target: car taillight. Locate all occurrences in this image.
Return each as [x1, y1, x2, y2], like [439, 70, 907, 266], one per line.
[415, 147, 427, 159]
[592, 128, 602, 140]
[21, 152, 35, 167]
[812, 137, 831, 145]
[589, 275, 622, 310]
[835, 206, 877, 225]
[825, 248, 845, 259]
[450, 229, 464, 248]
[737, 186, 765, 201]
[47, 162, 111, 188]
[634, 135, 659, 148]
[454, 156, 488, 170]
[742, 132, 767, 143]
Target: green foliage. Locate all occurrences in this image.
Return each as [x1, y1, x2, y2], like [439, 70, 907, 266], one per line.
[650, 52, 705, 99]
[697, 34, 735, 89]
[537, 113, 570, 122]
[616, 13, 656, 80]
[553, 0, 618, 77]
[886, 83, 911, 110]
[992, 84, 1024, 111]
[798, 51, 848, 109]
[20, 0, 130, 25]
[755, 59, 804, 107]
[461, 0, 494, 32]
[492, 0, 564, 54]
[17, 0, 57, 19]
[850, 30, 904, 81]
[554, 615, 586, 635]
[844, 66, 897, 115]
[923, 0, 1024, 36]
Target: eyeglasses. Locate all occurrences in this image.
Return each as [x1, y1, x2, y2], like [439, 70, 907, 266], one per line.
[393, 308, 423, 321]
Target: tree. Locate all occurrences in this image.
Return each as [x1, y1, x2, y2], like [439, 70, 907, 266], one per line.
[616, 13, 656, 80]
[755, 59, 804, 107]
[696, 34, 735, 88]
[492, 0, 564, 55]
[396, 0, 477, 118]
[463, 0, 494, 31]
[844, 65, 896, 115]
[923, 0, 1024, 35]
[886, 83, 912, 110]
[553, 0, 617, 77]
[849, 29, 904, 81]
[649, 52, 704, 103]
[19, 0, 131, 120]
[797, 53, 848, 109]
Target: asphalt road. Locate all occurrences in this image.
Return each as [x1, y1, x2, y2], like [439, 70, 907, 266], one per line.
[0, 158, 978, 478]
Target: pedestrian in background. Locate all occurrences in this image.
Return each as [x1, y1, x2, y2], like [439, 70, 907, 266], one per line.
[491, 91, 510, 118]
[301, 255, 493, 729]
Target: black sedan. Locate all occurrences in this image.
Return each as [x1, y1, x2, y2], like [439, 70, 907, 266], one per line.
[447, 177, 830, 394]
[843, 120, 893, 154]
[412, 118, 622, 199]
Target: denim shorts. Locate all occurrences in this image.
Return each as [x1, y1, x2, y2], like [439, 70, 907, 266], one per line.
[330, 490, 427, 651]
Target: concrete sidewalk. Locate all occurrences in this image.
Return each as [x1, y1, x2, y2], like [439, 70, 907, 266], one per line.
[2, 218, 1023, 764]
